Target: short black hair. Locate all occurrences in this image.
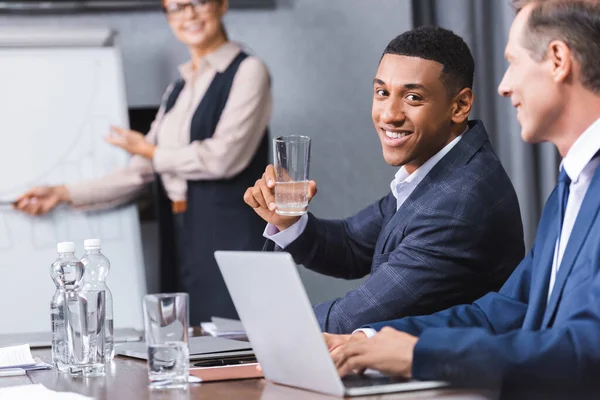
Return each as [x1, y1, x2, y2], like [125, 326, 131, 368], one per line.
[383, 26, 475, 96]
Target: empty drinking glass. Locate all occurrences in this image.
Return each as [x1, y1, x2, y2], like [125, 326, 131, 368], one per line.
[143, 293, 189, 390]
[273, 135, 311, 216]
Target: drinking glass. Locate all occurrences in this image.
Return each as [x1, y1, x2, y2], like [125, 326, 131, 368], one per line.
[143, 293, 189, 390]
[273, 135, 311, 216]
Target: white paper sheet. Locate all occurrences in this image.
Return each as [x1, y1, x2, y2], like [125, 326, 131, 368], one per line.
[0, 344, 36, 369]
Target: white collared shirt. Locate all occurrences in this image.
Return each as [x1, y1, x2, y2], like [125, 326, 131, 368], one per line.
[264, 131, 464, 249]
[547, 118, 600, 299]
[390, 134, 462, 211]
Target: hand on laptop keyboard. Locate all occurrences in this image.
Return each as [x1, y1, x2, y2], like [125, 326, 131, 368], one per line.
[330, 327, 417, 378]
[323, 331, 367, 352]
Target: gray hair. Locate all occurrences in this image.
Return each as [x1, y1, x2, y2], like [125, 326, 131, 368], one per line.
[512, 0, 600, 93]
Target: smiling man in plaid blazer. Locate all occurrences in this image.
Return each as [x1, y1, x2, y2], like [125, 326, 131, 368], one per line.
[244, 27, 524, 334]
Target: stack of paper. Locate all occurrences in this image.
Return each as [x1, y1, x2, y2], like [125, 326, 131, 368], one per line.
[201, 317, 246, 339]
[0, 384, 92, 399]
[0, 344, 51, 374]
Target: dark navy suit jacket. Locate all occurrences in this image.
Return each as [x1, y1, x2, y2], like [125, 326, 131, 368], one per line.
[267, 120, 525, 333]
[367, 156, 600, 392]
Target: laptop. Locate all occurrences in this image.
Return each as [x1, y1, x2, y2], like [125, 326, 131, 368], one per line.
[115, 336, 255, 362]
[214, 251, 450, 397]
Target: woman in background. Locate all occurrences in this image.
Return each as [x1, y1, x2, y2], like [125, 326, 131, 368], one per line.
[15, 0, 271, 325]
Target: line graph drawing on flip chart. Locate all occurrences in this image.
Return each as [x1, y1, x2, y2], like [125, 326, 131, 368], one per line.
[0, 29, 146, 334]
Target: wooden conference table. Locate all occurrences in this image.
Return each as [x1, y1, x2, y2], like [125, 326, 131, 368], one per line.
[0, 348, 495, 400]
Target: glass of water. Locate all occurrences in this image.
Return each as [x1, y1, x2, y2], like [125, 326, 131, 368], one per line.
[143, 293, 190, 390]
[273, 135, 311, 216]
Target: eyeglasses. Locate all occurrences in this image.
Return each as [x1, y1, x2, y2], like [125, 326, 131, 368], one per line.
[163, 0, 216, 18]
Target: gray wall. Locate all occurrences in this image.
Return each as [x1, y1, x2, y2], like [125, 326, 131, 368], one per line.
[1, 0, 412, 304]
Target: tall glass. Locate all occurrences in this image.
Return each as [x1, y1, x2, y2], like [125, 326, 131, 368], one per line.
[273, 135, 311, 216]
[65, 290, 106, 376]
[143, 293, 189, 390]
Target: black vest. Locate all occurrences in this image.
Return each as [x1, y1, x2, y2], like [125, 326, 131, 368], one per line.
[155, 51, 269, 323]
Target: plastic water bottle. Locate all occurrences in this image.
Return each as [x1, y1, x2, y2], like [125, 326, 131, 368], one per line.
[50, 242, 84, 372]
[80, 239, 114, 362]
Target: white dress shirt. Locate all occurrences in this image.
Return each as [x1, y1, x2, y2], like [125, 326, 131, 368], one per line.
[547, 118, 600, 299]
[263, 133, 464, 248]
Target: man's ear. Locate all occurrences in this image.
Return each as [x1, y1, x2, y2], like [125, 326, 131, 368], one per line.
[547, 39, 573, 85]
[451, 88, 474, 124]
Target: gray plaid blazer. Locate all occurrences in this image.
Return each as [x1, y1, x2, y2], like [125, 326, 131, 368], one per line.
[265, 120, 524, 333]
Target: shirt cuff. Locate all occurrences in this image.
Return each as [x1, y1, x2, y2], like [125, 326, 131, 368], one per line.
[353, 328, 377, 338]
[152, 147, 179, 174]
[262, 214, 309, 249]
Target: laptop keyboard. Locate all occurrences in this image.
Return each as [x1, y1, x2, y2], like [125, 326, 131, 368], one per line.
[342, 373, 411, 388]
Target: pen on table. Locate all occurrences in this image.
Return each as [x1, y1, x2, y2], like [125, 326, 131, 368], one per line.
[0, 200, 17, 207]
[193, 358, 257, 367]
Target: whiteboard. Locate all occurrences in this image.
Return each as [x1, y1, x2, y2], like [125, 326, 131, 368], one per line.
[0, 31, 146, 334]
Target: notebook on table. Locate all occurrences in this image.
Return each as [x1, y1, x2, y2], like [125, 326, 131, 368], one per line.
[115, 336, 255, 362]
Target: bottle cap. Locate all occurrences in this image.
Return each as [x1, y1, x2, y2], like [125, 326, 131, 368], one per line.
[83, 238, 101, 249]
[57, 242, 75, 253]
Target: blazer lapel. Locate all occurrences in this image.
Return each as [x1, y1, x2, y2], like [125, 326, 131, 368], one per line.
[542, 167, 600, 328]
[522, 210, 558, 330]
[374, 195, 402, 254]
[374, 205, 406, 255]
[375, 120, 489, 254]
